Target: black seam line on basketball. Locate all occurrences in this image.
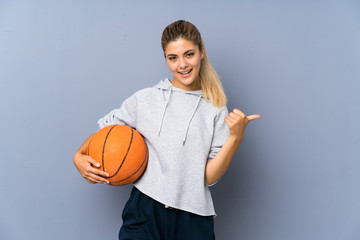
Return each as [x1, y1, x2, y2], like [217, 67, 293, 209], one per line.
[111, 141, 148, 184]
[103, 125, 117, 172]
[111, 142, 148, 184]
[108, 127, 134, 178]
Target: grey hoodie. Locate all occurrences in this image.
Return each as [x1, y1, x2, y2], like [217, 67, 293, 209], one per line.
[97, 78, 229, 216]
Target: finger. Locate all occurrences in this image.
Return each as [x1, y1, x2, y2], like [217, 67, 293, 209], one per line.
[224, 117, 234, 126]
[86, 173, 109, 184]
[229, 112, 241, 119]
[86, 156, 101, 168]
[86, 179, 96, 184]
[84, 165, 109, 183]
[86, 164, 110, 178]
[93, 169, 110, 178]
[87, 176, 104, 184]
[247, 114, 261, 121]
[224, 117, 230, 124]
[224, 116, 236, 124]
[233, 109, 246, 117]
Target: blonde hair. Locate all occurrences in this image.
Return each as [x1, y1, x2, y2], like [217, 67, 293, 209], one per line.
[161, 20, 227, 108]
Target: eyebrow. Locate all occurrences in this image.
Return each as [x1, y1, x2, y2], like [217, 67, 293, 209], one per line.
[166, 49, 195, 58]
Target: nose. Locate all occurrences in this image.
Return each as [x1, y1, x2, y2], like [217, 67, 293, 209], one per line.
[179, 57, 188, 69]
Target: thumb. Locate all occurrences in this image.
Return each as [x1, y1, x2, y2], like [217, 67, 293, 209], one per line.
[87, 156, 101, 168]
[247, 114, 261, 122]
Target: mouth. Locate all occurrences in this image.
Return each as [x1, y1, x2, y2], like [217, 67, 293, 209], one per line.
[178, 69, 193, 76]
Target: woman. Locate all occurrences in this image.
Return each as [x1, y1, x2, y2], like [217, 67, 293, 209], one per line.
[73, 20, 260, 239]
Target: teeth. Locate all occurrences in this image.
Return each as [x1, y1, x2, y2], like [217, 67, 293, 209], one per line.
[180, 69, 191, 75]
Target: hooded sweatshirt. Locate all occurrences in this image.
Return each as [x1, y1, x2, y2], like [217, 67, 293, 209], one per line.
[97, 78, 229, 217]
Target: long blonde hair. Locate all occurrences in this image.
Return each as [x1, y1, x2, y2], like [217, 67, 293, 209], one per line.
[161, 20, 227, 108]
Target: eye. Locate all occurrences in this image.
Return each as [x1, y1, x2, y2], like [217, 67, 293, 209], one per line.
[168, 56, 176, 61]
[186, 52, 194, 57]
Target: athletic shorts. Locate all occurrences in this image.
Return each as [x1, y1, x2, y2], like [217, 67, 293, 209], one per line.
[118, 186, 215, 240]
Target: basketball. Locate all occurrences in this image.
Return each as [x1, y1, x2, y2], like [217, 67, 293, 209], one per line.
[86, 124, 148, 186]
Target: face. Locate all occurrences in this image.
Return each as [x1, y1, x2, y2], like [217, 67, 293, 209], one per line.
[164, 38, 204, 91]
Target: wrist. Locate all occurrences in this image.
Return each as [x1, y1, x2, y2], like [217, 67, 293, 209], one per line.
[73, 151, 83, 163]
[228, 135, 243, 146]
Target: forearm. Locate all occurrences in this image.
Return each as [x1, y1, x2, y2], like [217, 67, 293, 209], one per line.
[205, 135, 242, 185]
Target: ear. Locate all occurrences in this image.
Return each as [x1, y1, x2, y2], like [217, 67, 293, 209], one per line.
[200, 48, 205, 59]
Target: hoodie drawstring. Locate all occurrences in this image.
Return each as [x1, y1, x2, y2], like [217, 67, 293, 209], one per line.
[157, 85, 202, 145]
[158, 86, 173, 136]
[182, 95, 202, 145]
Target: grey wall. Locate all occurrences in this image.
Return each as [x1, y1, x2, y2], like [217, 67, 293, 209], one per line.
[1, 0, 359, 239]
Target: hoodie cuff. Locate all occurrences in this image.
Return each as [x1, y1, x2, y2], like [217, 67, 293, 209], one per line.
[205, 178, 221, 187]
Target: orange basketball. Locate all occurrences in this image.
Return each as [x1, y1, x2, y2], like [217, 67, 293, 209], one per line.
[86, 124, 148, 186]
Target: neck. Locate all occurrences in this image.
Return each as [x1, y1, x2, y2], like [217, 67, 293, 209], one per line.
[170, 78, 201, 91]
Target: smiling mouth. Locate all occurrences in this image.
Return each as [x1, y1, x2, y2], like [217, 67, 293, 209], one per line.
[179, 69, 192, 75]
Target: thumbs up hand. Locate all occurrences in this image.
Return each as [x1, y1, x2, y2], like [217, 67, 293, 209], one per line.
[224, 109, 261, 143]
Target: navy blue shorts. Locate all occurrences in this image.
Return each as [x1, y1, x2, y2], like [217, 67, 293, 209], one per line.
[119, 186, 215, 240]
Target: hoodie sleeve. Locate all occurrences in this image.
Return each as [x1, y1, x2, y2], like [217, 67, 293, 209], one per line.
[206, 106, 230, 187]
[97, 93, 137, 129]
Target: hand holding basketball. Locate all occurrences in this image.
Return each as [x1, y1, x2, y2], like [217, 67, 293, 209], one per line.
[86, 125, 148, 186]
[224, 109, 261, 142]
[73, 152, 110, 184]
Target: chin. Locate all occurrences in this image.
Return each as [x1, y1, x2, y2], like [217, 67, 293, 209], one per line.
[181, 78, 195, 85]
[179, 78, 196, 87]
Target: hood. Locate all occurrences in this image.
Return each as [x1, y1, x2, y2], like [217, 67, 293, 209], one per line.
[154, 78, 203, 145]
[153, 78, 203, 97]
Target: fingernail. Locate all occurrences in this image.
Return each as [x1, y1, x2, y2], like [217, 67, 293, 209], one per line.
[96, 163, 100, 167]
